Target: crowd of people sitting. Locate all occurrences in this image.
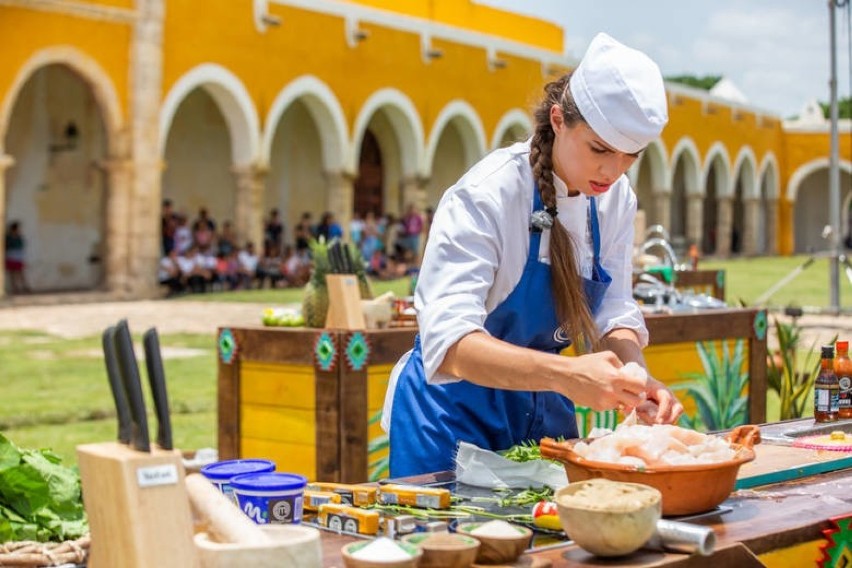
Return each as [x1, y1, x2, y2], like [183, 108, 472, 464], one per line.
[158, 199, 432, 296]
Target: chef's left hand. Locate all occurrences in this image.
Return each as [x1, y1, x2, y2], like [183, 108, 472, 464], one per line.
[636, 378, 683, 424]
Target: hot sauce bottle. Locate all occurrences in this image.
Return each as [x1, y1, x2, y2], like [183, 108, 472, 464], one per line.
[835, 341, 852, 419]
[815, 345, 840, 423]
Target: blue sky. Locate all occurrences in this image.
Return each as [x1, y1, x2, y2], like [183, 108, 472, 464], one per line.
[477, 0, 850, 118]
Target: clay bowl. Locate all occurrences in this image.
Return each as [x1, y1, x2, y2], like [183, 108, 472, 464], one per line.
[402, 532, 480, 568]
[554, 479, 662, 557]
[540, 424, 760, 516]
[456, 522, 532, 565]
[341, 538, 422, 568]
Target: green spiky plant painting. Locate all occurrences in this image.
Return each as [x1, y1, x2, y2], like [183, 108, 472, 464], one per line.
[367, 409, 389, 481]
[673, 340, 749, 432]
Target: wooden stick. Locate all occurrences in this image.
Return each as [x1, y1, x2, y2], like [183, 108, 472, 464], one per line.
[185, 473, 270, 545]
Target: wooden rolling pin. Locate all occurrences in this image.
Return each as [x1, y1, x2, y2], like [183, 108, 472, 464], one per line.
[185, 473, 270, 546]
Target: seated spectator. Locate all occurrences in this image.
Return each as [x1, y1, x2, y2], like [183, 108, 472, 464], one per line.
[214, 251, 240, 291]
[237, 242, 260, 289]
[217, 220, 237, 257]
[281, 245, 310, 287]
[158, 249, 183, 295]
[258, 243, 284, 289]
[177, 245, 212, 293]
[173, 213, 192, 254]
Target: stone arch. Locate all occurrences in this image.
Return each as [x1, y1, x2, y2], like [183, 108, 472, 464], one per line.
[702, 144, 732, 255]
[669, 137, 702, 196]
[491, 108, 533, 149]
[758, 152, 780, 254]
[159, 63, 260, 166]
[731, 146, 758, 254]
[788, 158, 852, 253]
[668, 137, 702, 250]
[351, 88, 425, 215]
[0, 46, 124, 156]
[423, 100, 486, 207]
[261, 75, 349, 239]
[260, 75, 348, 172]
[630, 138, 668, 228]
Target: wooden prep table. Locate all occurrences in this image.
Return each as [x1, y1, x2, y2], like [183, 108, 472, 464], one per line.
[315, 422, 852, 567]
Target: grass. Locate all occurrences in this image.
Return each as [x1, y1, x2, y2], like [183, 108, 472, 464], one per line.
[0, 262, 842, 467]
[701, 255, 852, 310]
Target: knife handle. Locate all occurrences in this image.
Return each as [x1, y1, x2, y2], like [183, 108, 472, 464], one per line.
[113, 319, 151, 452]
[102, 326, 132, 444]
[143, 328, 173, 450]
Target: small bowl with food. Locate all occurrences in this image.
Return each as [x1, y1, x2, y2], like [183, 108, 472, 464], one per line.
[402, 532, 480, 568]
[341, 537, 422, 568]
[555, 478, 661, 557]
[456, 520, 532, 564]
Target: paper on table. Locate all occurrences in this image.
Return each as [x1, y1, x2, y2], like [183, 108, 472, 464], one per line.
[454, 441, 569, 491]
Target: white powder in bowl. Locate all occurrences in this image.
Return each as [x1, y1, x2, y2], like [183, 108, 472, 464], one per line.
[470, 520, 521, 538]
[350, 537, 412, 561]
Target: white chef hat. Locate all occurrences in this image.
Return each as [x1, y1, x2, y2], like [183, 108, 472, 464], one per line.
[569, 33, 668, 154]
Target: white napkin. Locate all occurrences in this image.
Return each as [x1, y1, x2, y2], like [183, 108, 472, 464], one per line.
[454, 441, 569, 491]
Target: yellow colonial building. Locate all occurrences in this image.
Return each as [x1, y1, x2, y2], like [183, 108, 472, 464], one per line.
[0, 0, 848, 297]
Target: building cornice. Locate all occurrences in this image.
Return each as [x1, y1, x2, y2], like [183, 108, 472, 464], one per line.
[0, 0, 136, 24]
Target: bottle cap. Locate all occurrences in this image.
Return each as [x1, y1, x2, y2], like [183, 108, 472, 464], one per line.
[823, 345, 835, 359]
[838, 341, 849, 352]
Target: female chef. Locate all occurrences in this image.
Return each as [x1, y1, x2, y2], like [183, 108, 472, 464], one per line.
[382, 33, 684, 477]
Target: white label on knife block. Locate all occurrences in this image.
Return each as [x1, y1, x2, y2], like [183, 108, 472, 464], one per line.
[136, 464, 178, 488]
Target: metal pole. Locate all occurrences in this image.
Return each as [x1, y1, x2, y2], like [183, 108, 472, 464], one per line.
[829, 0, 842, 312]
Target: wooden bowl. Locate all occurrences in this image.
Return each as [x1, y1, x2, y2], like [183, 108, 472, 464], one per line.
[341, 538, 422, 568]
[555, 479, 661, 557]
[402, 532, 479, 568]
[456, 522, 532, 564]
[540, 425, 760, 516]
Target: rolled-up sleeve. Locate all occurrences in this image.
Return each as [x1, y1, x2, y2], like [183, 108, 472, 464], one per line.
[595, 187, 648, 347]
[415, 188, 504, 384]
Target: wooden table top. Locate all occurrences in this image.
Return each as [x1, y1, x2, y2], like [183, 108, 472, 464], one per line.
[316, 463, 852, 567]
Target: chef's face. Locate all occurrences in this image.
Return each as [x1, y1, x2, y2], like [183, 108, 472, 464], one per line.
[549, 104, 641, 196]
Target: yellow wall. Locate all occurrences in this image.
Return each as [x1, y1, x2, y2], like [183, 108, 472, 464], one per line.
[0, 6, 131, 128]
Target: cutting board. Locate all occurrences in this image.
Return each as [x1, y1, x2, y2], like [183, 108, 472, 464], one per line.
[735, 443, 852, 489]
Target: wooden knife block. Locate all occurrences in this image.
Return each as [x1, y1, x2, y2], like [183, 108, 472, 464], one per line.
[325, 274, 365, 329]
[77, 442, 196, 567]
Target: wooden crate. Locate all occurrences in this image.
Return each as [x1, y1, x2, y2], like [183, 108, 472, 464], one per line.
[217, 326, 416, 483]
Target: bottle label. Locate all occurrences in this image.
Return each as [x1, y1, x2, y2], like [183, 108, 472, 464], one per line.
[839, 375, 852, 408]
[816, 387, 831, 413]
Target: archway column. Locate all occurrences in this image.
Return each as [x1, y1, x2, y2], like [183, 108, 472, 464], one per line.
[233, 163, 267, 249]
[100, 157, 133, 294]
[325, 169, 355, 238]
[650, 188, 669, 230]
[765, 199, 778, 255]
[742, 197, 761, 255]
[716, 196, 733, 257]
[400, 175, 427, 213]
[0, 154, 16, 298]
[686, 194, 704, 248]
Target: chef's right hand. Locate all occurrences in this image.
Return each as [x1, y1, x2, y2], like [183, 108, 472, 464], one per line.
[560, 351, 649, 411]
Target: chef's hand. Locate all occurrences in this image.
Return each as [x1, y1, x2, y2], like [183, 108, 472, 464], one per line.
[564, 351, 649, 412]
[635, 378, 683, 424]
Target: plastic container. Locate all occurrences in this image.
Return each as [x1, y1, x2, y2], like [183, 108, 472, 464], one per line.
[200, 459, 276, 502]
[230, 472, 308, 525]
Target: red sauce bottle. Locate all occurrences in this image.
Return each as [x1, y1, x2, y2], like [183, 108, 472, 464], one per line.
[815, 345, 840, 423]
[835, 341, 852, 419]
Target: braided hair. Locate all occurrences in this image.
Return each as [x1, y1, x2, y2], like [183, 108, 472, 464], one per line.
[529, 74, 599, 351]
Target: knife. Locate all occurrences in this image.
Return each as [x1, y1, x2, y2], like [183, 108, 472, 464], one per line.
[143, 328, 173, 450]
[113, 319, 151, 452]
[343, 243, 355, 274]
[101, 326, 132, 445]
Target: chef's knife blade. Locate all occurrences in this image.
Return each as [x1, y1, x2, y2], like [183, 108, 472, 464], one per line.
[143, 328, 173, 450]
[113, 319, 151, 452]
[343, 244, 355, 274]
[101, 326, 132, 445]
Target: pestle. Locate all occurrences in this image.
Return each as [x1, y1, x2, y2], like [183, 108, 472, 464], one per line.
[185, 473, 270, 546]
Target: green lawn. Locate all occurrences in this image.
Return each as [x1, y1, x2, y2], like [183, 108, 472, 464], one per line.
[0, 262, 838, 466]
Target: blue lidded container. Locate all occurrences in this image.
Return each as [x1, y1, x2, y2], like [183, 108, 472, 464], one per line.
[199, 459, 276, 502]
[230, 472, 308, 525]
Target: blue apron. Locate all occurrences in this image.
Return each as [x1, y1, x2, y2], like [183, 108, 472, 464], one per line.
[388, 189, 612, 477]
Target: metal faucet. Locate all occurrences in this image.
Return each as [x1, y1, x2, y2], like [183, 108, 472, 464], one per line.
[641, 237, 680, 268]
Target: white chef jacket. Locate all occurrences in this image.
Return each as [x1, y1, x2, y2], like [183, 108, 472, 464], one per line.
[381, 140, 646, 431]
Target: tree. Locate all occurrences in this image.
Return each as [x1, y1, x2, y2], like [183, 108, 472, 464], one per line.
[665, 75, 722, 91]
[819, 98, 852, 119]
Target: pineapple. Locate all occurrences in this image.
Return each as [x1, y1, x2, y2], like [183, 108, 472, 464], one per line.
[301, 238, 373, 328]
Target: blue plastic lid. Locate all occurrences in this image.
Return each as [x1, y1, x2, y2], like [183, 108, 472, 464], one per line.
[200, 459, 276, 481]
[230, 472, 308, 492]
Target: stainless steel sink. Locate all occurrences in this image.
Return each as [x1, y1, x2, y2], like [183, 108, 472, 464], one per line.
[759, 418, 852, 445]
